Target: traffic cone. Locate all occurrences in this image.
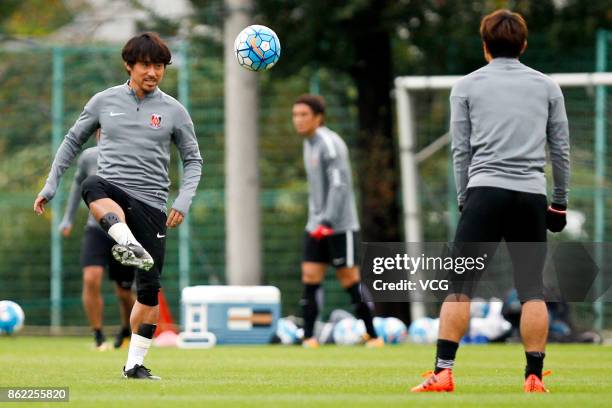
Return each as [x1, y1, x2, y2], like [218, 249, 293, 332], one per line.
[154, 289, 178, 337]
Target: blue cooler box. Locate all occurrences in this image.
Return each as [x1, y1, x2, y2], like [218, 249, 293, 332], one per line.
[181, 285, 281, 344]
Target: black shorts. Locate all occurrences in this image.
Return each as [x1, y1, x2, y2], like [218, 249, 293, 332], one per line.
[451, 186, 547, 301]
[81, 175, 167, 295]
[80, 225, 135, 289]
[303, 231, 359, 268]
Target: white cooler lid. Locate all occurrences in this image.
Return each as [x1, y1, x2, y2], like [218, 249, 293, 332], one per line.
[181, 285, 281, 304]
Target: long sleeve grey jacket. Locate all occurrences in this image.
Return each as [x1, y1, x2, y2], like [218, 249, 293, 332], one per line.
[451, 58, 570, 206]
[39, 82, 202, 215]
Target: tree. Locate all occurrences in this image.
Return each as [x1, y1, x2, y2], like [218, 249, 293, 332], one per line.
[0, 1, 24, 37]
[0, 0, 74, 38]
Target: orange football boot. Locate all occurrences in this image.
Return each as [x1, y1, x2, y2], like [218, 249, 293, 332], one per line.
[524, 370, 551, 393]
[361, 333, 384, 348]
[410, 369, 455, 392]
[365, 336, 385, 348]
[302, 337, 320, 348]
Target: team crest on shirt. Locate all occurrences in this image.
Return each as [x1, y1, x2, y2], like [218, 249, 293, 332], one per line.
[150, 113, 162, 129]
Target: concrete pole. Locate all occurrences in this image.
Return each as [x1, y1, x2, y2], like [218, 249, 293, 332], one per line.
[224, 0, 261, 285]
[593, 29, 608, 330]
[177, 40, 192, 291]
[50, 46, 64, 333]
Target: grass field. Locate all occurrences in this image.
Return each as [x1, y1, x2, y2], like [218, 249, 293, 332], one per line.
[0, 337, 610, 407]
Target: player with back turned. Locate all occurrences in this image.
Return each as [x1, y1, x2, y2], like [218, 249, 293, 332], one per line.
[34, 32, 203, 380]
[410, 10, 570, 393]
[292, 94, 383, 348]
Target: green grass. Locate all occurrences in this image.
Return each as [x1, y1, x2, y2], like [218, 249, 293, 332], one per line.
[0, 337, 611, 407]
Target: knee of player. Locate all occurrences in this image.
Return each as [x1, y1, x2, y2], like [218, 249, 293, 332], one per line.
[136, 282, 160, 307]
[301, 272, 322, 284]
[83, 279, 102, 292]
[81, 175, 104, 193]
[80, 175, 105, 204]
[137, 288, 159, 307]
[82, 269, 103, 288]
[339, 275, 359, 288]
[115, 284, 133, 297]
[337, 269, 360, 288]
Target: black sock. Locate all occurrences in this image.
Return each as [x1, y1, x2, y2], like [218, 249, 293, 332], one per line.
[435, 339, 459, 373]
[93, 328, 105, 346]
[346, 283, 377, 338]
[121, 326, 131, 337]
[137, 323, 156, 339]
[300, 284, 320, 339]
[525, 351, 545, 379]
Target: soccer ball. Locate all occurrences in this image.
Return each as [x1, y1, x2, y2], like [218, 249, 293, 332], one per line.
[408, 317, 439, 344]
[332, 317, 366, 345]
[374, 317, 408, 344]
[470, 297, 490, 318]
[276, 318, 303, 345]
[234, 25, 281, 71]
[0, 300, 25, 335]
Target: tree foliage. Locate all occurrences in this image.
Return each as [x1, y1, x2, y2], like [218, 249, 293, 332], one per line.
[0, 0, 74, 38]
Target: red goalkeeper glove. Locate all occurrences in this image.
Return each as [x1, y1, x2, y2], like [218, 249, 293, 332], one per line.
[546, 203, 567, 233]
[309, 222, 334, 240]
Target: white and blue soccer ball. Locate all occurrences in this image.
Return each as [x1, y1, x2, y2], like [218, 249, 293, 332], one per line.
[470, 298, 490, 318]
[276, 318, 303, 345]
[408, 317, 439, 344]
[374, 317, 408, 344]
[234, 25, 281, 71]
[0, 300, 25, 335]
[333, 317, 366, 345]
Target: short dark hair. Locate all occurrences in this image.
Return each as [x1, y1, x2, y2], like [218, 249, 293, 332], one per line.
[480, 9, 528, 58]
[294, 94, 326, 116]
[121, 32, 172, 67]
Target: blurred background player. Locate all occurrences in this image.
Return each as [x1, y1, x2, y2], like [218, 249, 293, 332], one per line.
[292, 94, 382, 349]
[34, 32, 203, 380]
[411, 9, 570, 393]
[59, 129, 135, 350]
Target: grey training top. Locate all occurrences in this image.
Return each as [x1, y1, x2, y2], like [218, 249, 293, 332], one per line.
[450, 58, 570, 206]
[303, 126, 359, 233]
[59, 146, 99, 230]
[39, 81, 203, 214]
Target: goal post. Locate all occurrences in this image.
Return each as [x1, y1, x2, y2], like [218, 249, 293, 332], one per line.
[394, 72, 612, 322]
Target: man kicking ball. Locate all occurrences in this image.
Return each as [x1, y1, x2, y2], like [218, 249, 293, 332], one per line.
[34, 32, 202, 380]
[410, 9, 569, 393]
